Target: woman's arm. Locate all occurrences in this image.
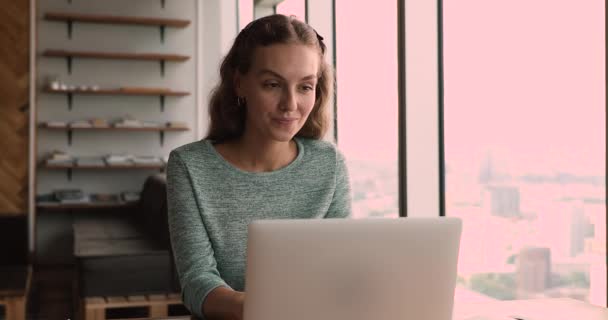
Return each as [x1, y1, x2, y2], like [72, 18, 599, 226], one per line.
[325, 149, 352, 218]
[167, 151, 241, 319]
[203, 287, 245, 320]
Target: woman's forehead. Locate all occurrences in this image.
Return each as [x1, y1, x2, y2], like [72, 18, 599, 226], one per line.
[250, 43, 320, 79]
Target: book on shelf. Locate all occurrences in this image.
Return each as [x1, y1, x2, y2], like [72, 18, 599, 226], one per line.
[59, 195, 91, 204]
[53, 189, 88, 203]
[90, 118, 109, 128]
[105, 154, 134, 166]
[70, 120, 93, 128]
[76, 157, 106, 167]
[46, 158, 74, 166]
[132, 156, 163, 165]
[46, 150, 74, 165]
[121, 191, 141, 202]
[90, 193, 120, 203]
[45, 121, 67, 128]
[113, 120, 143, 128]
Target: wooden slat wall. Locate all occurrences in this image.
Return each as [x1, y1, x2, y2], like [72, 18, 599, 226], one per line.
[0, 0, 29, 216]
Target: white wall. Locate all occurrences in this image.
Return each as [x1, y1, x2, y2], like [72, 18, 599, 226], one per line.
[35, 0, 199, 195]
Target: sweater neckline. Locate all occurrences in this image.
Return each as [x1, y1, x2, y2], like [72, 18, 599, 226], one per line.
[204, 138, 304, 177]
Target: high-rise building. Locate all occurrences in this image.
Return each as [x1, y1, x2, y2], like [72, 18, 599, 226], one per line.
[517, 247, 551, 292]
[485, 186, 520, 218]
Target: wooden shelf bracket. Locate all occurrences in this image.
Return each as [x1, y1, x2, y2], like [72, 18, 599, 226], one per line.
[67, 20, 74, 39]
[67, 92, 73, 110]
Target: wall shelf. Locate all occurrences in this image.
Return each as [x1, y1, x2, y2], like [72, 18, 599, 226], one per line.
[45, 12, 190, 42]
[44, 87, 190, 97]
[37, 201, 138, 211]
[44, 12, 190, 27]
[40, 162, 165, 181]
[39, 123, 189, 146]
[43, 49, 190, 75]
[43, 87, 190, 111]
[41, 163, 165, 170]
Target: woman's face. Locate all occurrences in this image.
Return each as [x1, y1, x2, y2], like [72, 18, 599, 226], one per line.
[235, 43, 320, 143]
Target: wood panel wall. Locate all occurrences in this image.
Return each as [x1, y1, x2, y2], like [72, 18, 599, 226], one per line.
[0, 0, 30, 216]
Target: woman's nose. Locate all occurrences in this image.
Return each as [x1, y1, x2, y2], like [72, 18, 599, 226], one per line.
[280, 88, 298, 111]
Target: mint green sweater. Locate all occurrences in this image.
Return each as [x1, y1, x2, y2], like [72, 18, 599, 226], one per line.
[166, 137, 352, 319]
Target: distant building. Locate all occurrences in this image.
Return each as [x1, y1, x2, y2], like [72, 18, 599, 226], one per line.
[485, 186, 520, 217]
[517, 247, 551, 292]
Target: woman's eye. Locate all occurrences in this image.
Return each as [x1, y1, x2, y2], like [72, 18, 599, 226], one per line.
[301, 85, 314, 91]
[264, 82, 280, 89]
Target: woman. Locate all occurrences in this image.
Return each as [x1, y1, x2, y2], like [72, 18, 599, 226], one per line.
[167, 14, 352, 320]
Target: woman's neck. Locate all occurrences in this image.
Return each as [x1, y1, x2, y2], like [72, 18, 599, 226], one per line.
[217, 135, 297, 173]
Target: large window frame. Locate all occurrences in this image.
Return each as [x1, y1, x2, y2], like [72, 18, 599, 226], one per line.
[432, 0, 607, 306]
[231, 0, 608, 303]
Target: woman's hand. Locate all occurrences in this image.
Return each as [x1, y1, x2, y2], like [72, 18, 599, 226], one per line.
[203, 286, 245, 320]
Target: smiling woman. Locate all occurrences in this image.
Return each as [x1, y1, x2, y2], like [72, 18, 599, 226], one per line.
[166, 14, 352, 320]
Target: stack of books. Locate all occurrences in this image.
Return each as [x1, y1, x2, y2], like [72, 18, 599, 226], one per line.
[89, 193, 120, 203]
[54, 189, 89, 204]
[121, 191, 141, 202]
[90, 118, 108, 128]
[105, 154, 134, 166]
[113, 118, 142, 128]
[46, 150, 74, 166]
[70, 120, 93, 128]
[76, 156, 105, 167]
[45, 121, 67, 128]
[132, 156, 163, 166]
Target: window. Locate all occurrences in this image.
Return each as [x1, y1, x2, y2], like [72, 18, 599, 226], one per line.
[335, 0, 399, 219]
[238, 0, 254, 31]
[275, 0, 305, 21]
[443, 1, 606, 306]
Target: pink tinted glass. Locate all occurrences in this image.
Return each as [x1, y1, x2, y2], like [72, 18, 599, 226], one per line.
[275, 0, 305, 21]
[335, 0, 399, 219]
[444, 0, 606, 306]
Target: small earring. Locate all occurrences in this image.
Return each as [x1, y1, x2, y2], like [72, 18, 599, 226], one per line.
[237, 96, 246, 107]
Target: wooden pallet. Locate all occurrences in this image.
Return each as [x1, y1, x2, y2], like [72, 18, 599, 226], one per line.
[0, 266, 32, 320]
[82, 293, 183, 320]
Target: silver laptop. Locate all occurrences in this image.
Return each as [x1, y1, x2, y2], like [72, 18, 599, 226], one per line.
[243, 217, 462, 320]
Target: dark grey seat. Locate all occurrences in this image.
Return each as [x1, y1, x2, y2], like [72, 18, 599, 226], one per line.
[73, 174, 179, 297]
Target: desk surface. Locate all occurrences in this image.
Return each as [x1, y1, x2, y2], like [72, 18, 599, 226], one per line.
[453, 298, 607, 320]
[122, 298, 608, 320]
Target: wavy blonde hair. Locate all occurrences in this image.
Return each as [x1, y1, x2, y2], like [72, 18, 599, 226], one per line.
[205, 14, 333, 143]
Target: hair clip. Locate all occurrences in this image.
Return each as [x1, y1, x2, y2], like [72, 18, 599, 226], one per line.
[313, 29, 324, 42]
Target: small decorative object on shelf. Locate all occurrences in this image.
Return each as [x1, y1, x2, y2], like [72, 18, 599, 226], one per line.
[113, 116, 143, 128]
[45, 150, 73, 165]
[45, 120, 67, 128]
[90, 118, 108, 128]
[53, 188, 88, 204]
[132, 156, 164, 166]
[89, 193, 121, 203]
[70, 119, 94, 128]
[76, 157, 106, 167]
[121, 191, 141, 202]
[105, 154, 134, 166]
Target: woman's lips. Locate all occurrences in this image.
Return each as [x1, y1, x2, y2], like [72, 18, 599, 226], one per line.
[273, 118, 298, 125]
